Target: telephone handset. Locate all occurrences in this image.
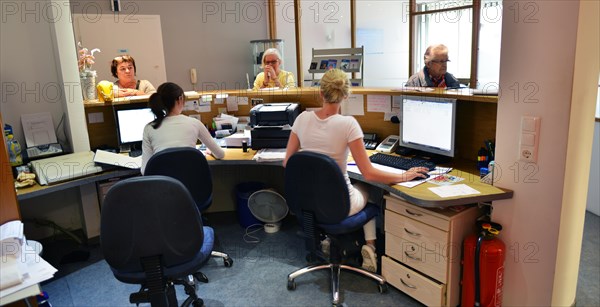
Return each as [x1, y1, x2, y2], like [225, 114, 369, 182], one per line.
[363, 133, 378, 150]
[190, 68, 197, 85]
[375, 135, 399, 153]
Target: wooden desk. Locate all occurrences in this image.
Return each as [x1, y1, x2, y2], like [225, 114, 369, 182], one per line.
[14, 148, 511, 307]
[15, 149, 511, 231]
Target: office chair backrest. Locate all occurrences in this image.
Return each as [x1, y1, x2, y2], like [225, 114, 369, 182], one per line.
[145, 147, 213, 211]
[100, 175, 204, 273]
[285, 151, 350, 224]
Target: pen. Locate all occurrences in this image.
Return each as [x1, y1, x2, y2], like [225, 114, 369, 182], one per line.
[347, 162, 357, 165]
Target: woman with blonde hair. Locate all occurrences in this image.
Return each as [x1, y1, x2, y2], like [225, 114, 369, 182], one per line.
[253, 48, 296, 89]
[284, 69, 429, 272]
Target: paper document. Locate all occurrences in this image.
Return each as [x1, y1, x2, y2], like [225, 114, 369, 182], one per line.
[93, 150, 141, 169]
[253, 148, 286, 162]
[0, 244, 57, 299]
[348, 163, 450, 188]
[392, 86, 435, 92]
[21, 112, 58, 147]
[428, 184, 481, 198]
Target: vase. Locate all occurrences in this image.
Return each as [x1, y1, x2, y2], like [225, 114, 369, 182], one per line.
[80, 70, 97, 101]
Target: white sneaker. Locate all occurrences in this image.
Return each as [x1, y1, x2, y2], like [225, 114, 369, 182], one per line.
[361, 245, 377, 273]
[321, 237, 331, 258]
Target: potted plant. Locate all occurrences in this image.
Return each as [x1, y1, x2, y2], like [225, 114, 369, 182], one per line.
[78, 42, 100, 101]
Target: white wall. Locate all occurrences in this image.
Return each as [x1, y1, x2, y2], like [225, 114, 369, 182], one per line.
[494, 1, 599, 306]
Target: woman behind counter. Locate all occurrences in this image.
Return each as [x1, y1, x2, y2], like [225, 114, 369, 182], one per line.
[111, 55, 157, 97]
[141, 82, 224, 174]
[253, 48, 296, 90]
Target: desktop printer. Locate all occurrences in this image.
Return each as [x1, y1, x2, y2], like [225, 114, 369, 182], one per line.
[250, 103, 300, 149]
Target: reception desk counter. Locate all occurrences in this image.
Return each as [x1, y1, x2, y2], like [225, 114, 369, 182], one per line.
[83, 87, 498, 163]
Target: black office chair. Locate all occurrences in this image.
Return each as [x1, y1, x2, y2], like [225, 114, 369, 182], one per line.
[100, 176, 213, 307]
[285, 151, 387, 306]
[144, 147, 233, 267]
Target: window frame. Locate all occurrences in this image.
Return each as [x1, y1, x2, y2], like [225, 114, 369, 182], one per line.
[278, 0, 485, 88]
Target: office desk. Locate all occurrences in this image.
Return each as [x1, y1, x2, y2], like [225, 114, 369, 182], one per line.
[15, 149, 511, 306]
[15, 149, 511, 234]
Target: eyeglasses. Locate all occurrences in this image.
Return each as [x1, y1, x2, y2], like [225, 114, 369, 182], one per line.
[264, 60, 279, 65]
[430, 59, 450, 64]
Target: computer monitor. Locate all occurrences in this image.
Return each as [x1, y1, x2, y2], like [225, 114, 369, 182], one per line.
[113, 105, 155, 153]
[398, 95, 456, 161]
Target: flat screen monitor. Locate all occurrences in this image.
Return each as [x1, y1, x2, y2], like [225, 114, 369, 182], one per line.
[114, 106, 155, 152]
[399, 95, 456, 159]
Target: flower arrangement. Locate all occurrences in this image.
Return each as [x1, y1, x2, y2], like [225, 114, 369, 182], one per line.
[77, 42, 100, 73]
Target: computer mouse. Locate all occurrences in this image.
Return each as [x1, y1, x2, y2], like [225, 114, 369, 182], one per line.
[411, 172, 430, 181]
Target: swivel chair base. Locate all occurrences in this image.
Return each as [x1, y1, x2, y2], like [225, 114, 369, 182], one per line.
[287, 263, 387, 305]
[211, 250, 233, 267]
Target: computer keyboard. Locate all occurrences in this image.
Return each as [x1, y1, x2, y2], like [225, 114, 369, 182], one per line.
[369, 153, 436, 171]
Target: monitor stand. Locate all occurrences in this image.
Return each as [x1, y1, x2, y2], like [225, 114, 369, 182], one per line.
[395, 146, 452, 165]
[119, 144, 131, 154]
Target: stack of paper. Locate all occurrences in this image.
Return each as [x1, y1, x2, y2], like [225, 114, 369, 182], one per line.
[93, 149, 142, 169]
[0, 221, 25, 290]
[252, 148, 286, 162]
[0, 221, 57, 300]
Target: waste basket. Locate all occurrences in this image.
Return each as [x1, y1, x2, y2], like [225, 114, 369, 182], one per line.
[235, 182, 265, 228]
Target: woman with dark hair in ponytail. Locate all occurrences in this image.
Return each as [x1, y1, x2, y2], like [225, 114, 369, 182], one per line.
[141, 82, 224, 173]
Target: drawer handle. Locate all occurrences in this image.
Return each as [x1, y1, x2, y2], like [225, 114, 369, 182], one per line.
[400, 278, 417, 289]
[404, 228, 422, 237]
[405, 251, 422, 261]
[405, 209, 423, 217]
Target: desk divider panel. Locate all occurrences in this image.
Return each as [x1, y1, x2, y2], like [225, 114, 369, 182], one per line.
[84, 88, 497, 162]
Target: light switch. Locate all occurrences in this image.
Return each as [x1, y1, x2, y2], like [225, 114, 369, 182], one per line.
[521, 133, 535, 146]
[521, 116, 539, 132]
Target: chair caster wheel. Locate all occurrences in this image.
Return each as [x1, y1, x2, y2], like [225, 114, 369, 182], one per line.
[287, 279, 296, 290]
[192, 298, 204, 307]
[193, 272, 208, 283]
[224, 256, 233, 267]
[378, 283, 388, 293]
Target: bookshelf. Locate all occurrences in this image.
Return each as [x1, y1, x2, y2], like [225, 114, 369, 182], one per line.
[308, 46, 364, 87]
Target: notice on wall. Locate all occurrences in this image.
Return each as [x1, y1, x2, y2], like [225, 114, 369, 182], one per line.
[366, 95, 392, 113]
[341, 94, 364, 116]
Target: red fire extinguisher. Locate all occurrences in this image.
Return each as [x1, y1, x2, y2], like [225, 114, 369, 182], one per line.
[461, 221, 505, 307]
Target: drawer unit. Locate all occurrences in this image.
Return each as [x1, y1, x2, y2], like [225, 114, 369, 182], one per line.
[385, 209, 449, 255]
[383, 195, 481, 307]
[386, 232, 448, 283]
[382, 256, 446, 306]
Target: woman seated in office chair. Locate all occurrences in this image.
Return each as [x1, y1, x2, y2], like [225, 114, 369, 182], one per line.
[253, 48, 296, 90]
[111, 54, 157, 97]
[283, 69, 429, 273]
[141, 82, 224, 174]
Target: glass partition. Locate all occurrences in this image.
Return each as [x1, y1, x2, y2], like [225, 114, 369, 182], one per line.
[356, 1, 410, 87]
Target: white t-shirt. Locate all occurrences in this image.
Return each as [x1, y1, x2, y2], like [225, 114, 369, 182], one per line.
[291, 111, 365, 212]
[141, 115, 224, 173]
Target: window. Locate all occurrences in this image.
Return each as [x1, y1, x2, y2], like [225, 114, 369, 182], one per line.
[478, 0, 503, 88]
[275, 0, 502, 88]
[411, 0, 474, 81]
[356, 1, 410, 87]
